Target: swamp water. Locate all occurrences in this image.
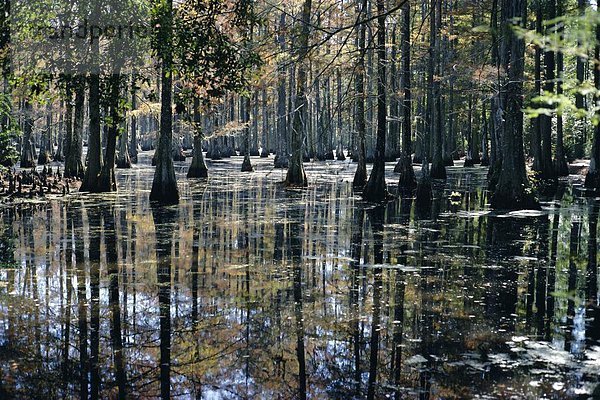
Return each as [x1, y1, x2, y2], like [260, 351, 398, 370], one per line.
[0, 153, 599, 399]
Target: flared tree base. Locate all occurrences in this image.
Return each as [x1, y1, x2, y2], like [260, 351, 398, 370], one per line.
[585, 170, 600, 191]
[241, 155, 254, 172]
[430, 160, 447, 180]
[395, 156, 417, 191]
[274, 153, 289, 169]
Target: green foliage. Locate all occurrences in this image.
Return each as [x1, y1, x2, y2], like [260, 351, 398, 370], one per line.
[163, 0, 262, 104]
[0, 93, 20, 168]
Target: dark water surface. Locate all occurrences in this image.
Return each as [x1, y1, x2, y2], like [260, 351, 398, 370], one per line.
[1, 153, 599, 399]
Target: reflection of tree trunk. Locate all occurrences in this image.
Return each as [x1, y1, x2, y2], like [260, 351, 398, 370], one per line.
[74, 202, 89, 400]
[349, 208, 364, 391]
[290, 212, 307, 400]
[366, 207, 384, 400]
[586, 202, 600, 345]
[89, 207, 102, 400]
[104, 206, 127, 399]
[545, 210, 560, 340]
[565, 217, 581, 351]
[152, 207, 176, 400]
[535, 217, 549, 336]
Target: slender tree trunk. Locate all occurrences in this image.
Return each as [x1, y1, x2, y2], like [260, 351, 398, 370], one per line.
[353, 0, 368, 188]
[430, 0, 446, 179]
[242, 95, 254, 172]
[274, 13, 289, 168]
[539, 0, 557, 182]
[585, 24, 600, 190]
[574, 0, 589, 159]
[554, 0, 568, 176]
[362, 0, 388, 201]
[187, 97, 209, 178]
[129, 79, 139, 164]
[395, 0, 416, 190]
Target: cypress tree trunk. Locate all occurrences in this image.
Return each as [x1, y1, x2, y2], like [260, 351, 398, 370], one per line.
[395, 0, 416, 190]
[539, 0, 557, 182]
[261, 88, 269, 158]
[336, 68, 346, 161]
[574, 0, 588, 158]
[242, 95, 254, 172]
[97, 74, 121, 192]
[81, 72, 103, 191]
[491, 0, 538, 209]
[353, 0, 368, 188]
[481, 102, 490, 166]
[65, 78, 85, 178]
[274, 13, 289, 168]
[129, 80, 139, 164]
[554, 0, 568, 176]
[430, 0, 446, 179]
[387, 23, 399, 162]
[188, 97, 208, 178]
[150, 0, 179, 204]
[285, 0, 311, 187]
[584, 24, 600, 190]
[20, 99, 35, 168]
[362, 0, 388, 201]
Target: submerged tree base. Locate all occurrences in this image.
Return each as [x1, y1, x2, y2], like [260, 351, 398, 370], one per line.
[274, 153, 289, 169]
[241, 155, 254, 172]
[395, 155, 417, 191]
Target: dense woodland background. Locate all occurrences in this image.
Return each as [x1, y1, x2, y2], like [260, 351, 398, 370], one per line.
[0, 0, 599, 207]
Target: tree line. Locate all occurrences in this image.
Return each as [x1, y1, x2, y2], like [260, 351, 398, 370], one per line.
[0, 0, 599, 209]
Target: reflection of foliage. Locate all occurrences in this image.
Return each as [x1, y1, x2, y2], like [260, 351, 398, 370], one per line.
[0, 226, 15, 268]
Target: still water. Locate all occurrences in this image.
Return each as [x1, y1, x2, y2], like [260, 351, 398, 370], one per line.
[0, 154, 599, 399]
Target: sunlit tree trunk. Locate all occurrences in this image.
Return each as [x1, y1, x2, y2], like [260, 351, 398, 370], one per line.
[491, 0, 538, 209]
[285, 0, 311, 187]
[585, 24, 600, 190]
[353, 0, 368, 188]
[150, 0, 179, 204]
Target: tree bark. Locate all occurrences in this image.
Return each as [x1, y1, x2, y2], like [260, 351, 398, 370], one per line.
[361, 0, 388, 201]
[395, 0, 416, 190]
[585, 24, 600, 190]
[491, 0, 539, 209]
[352, 0, 368, 188]
[81, 72, 103, 192]
[285, 0, 311, 187]
[150, 0, 180, 204]
[430, 0, 446, 179]
[188, 97, 209, 178]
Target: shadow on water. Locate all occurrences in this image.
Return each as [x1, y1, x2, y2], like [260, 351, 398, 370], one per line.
[0, 156, 599, 399]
